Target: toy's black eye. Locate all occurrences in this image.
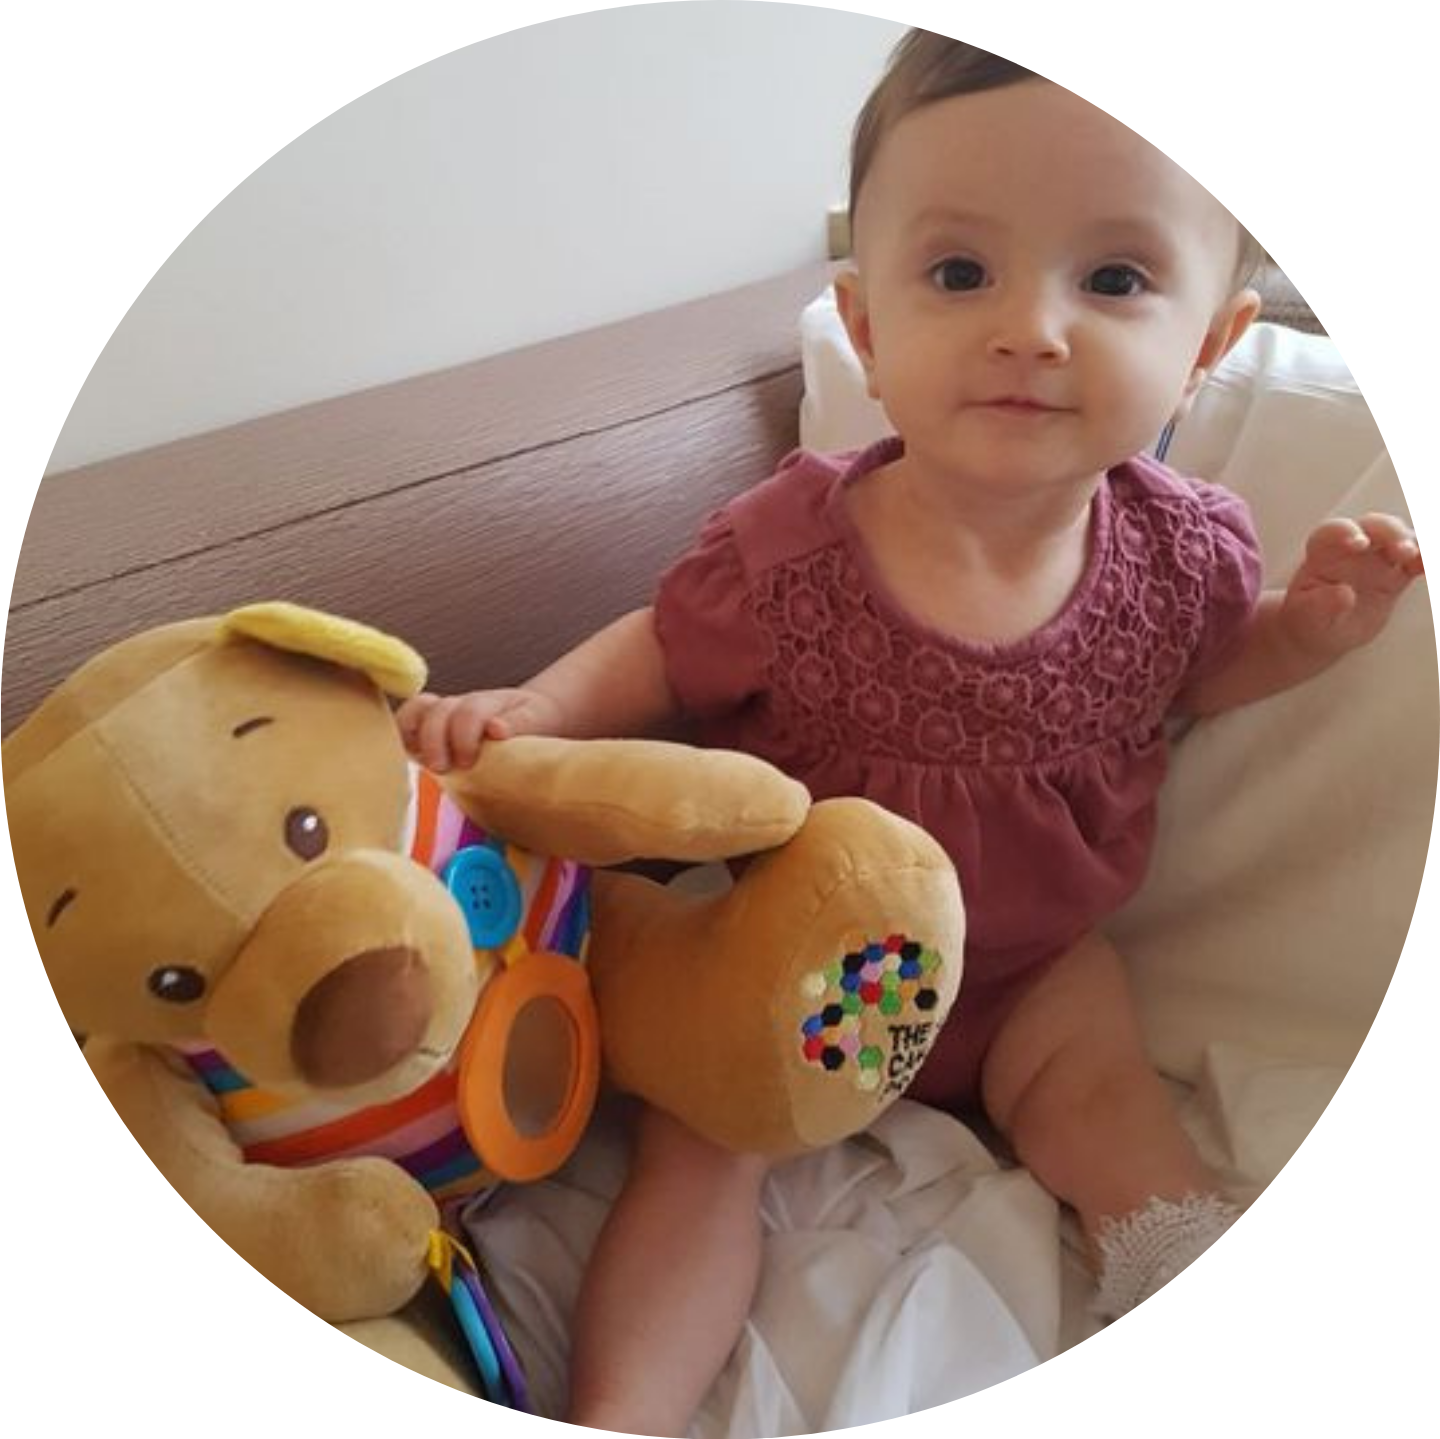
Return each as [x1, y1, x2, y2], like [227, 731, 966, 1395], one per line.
[148, 966, 207, 1004]
[285, 807, 329, 860]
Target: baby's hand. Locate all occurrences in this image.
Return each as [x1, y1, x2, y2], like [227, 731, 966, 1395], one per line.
[1281, 514, 1423, 657]
[396, 688, 565, 773]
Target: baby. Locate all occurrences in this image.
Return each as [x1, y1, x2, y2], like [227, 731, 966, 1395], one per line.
[400, 31, 1423, 1435]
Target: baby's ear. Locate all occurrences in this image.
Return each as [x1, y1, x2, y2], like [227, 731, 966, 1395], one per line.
[834, 269, 881, 400]
[1177, 287, 1263, 417]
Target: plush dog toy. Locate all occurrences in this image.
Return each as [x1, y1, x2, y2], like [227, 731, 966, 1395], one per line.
[4, 603, 964, 1327]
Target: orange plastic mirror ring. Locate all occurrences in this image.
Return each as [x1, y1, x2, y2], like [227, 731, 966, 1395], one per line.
[454, 951, 600, 1183]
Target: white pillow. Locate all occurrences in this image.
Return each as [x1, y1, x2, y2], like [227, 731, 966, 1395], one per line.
[797, 285, 1437, 1083]
[798, 285, 892, 454]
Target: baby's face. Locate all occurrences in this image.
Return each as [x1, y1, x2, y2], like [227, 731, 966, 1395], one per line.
[839, 80, 1255, 491]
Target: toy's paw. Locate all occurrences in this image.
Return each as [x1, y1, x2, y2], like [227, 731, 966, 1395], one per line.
[797, 933, 948, 1097]
[595, 796, 965, 1155]
[767, 800, 962, 1149]
[260, 1158, 440, 1321]
[771, 806, 961, 1152]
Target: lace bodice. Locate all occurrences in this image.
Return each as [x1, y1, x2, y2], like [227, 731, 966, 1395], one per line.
[654, 439, 1263, 956]
[749, 454, 1226, 770]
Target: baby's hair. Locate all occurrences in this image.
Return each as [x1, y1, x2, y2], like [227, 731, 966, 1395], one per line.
[849, 29, 1266, 288]
[848, 30, 1034, 226]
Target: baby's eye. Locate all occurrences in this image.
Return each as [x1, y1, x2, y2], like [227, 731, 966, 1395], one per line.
[1085, 264, 1148, 297]
[930, 257, 987, 293]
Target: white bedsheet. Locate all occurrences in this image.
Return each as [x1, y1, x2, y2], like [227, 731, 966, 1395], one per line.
[464, 1033, 1340, 1434]
[467, 1096, 1053, 1434]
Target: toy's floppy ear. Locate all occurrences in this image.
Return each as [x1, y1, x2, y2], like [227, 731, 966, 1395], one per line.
[222, 602, 428, 700]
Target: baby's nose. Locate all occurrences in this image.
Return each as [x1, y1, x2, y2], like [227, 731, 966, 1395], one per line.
[985, 289, 1071, 363]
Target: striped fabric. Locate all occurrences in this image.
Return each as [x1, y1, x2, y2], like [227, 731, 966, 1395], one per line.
[174, 765, 592, 1205]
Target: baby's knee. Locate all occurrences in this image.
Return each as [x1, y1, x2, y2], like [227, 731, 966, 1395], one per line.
[633, 1103, 770, 1194]
[978, 941, 1151, 1136]
[983, 1029, 1156, 1151]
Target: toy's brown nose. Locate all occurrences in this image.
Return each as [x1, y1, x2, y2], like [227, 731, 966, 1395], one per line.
[292, 947, 433, 1088]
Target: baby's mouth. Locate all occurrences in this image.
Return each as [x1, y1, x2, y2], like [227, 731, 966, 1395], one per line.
[976, 395, 1069, 415]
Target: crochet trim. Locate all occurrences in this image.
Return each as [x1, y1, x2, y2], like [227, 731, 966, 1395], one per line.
[1091, 1192, 1240, 1319]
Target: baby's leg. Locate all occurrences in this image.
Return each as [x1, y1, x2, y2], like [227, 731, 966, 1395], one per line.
[567, 1103, 768, 1435]
[980, 932, 1237, 1316]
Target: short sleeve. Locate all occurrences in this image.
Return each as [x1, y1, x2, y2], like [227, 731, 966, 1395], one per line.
[653, 509, 767, 719]
[1185, 480, 1265, 683]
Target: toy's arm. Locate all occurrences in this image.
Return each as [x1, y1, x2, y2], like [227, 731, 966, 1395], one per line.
[443, 736, 811, 865]
[86, 1036, 438, 1322]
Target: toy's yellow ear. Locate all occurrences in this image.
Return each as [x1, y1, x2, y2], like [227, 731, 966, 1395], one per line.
[221, 602, 428, 700]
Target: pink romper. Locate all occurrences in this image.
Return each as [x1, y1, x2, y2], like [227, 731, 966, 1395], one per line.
[653, 437, 1263, 1114]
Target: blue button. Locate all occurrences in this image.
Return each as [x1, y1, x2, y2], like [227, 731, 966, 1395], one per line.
[442, 846, 523, 949]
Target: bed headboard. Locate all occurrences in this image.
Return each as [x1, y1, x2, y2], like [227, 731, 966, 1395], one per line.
[2, 263, 833, 735]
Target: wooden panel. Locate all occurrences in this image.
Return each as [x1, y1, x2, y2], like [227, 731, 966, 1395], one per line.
[13, 263, 832, 606]
[3, 369, 804, 731]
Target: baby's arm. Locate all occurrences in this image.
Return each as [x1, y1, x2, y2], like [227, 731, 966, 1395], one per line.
[1180, 514, 1423, 716]
[397, 606, 679, 771]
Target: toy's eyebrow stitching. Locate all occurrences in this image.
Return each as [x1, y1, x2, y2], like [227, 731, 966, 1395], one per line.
[232, 716, 275, 738]
[47, 888, 77, 927]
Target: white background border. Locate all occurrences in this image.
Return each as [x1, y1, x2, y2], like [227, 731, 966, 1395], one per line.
[4, 2, 1433, 1433]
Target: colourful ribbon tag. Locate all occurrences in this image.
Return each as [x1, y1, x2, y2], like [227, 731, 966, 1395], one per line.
[427, 1229, 532, 1410]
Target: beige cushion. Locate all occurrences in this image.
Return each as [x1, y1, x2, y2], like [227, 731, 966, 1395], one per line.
[1113, 325, 1435, 1080]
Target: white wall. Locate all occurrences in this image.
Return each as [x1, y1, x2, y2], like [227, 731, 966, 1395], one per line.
[48, 2, 902, 472]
